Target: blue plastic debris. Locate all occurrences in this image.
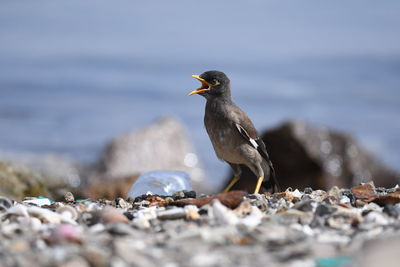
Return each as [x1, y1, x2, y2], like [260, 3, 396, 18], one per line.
[315, 256, 352, 267]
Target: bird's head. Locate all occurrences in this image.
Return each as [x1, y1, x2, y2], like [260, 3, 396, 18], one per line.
[188, 70, 231, 99]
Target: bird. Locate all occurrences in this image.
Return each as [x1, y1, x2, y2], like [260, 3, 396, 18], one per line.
[188, 70, 279, 194]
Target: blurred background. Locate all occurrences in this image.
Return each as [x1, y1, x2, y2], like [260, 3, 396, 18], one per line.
[1, 0, 399, 193]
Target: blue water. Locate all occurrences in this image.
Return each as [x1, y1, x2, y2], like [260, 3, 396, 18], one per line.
[1, 1, 399, 186]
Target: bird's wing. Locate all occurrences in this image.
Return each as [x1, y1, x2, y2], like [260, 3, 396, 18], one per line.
[234, 122, 271, 162]
[235, 123, 259, 149]
[232, 107, 279, 191]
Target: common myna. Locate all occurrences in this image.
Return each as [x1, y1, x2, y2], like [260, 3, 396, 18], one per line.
[189, 70, 279, 194]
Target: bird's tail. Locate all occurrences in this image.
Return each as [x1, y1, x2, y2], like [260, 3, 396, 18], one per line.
[256, 139, 280, 193]
[262, 160, 280, 193]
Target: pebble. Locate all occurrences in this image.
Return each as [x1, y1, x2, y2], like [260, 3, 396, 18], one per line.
[64, 192, 75, 202]
[92, 206, 129, 224]
[0, 196, 12, 211]
[157, 208, 186, 220]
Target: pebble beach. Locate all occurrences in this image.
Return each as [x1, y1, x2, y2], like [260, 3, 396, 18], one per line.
[1, 183, 400, 267]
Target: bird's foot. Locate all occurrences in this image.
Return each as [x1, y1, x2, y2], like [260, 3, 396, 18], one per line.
[253, 176, 264, 194]
[223, 177, 240, 193]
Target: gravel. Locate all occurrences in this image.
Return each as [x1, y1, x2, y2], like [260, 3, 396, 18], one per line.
[1, 183, 400, 267]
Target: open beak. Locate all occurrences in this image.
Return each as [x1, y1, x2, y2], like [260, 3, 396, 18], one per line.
[188, 75, 211, 96]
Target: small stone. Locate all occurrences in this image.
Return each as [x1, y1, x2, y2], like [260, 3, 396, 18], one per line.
[157, 208, 186, 220]
[108, 223, 136, 235]
[173, 191, 185, 199]
[341, 189, 356, 206]
[174, 191, 246, 209]
[291, 189, 303, 201]
[184, 190, 197, 199]
[278, 209, 313, 225]
[363, 211, 389, 226]
[64, 192, 75, 202]
[0, 196, 13, 211]
[56, 205, 78, 221]
[234, 200, 253, 217]
[184, 205, 200, 220]
[327, 186, 341, 200]
[123, 212, 134, 220]
[208, 199, 240, 225]
[351, 184, 377, 203]
[6, 204, 29, 217]
[274, 191, 294, 202]
[292, 199, 316, 212]
[92, 206, 129, 224]
[28, 206, 61, 224]
[304, 187, 313, 194]
[386, 185, 399, 193]
[48, 224, 82, 244]
[383, 204, 399, 217]
[116, 198, 129, 209]
[315, 203, 337, 217]
[132, 213, 151, 229]
[373, 190, 400, 206]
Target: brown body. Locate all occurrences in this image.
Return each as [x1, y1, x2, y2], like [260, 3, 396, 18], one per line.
[204, 97, 266, 179]
[189, 70, 279, 193]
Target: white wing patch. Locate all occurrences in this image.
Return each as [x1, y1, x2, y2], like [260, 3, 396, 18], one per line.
[235, 123, 259, 149]
[249, 138, 259, 149]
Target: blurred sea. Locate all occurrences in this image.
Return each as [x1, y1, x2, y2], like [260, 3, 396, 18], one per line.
[0, 1, 399, 187]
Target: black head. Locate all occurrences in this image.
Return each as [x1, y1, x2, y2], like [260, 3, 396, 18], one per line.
[188, 70, 231, 99]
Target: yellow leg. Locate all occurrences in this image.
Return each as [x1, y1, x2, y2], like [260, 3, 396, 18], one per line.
[253, 176, 264, 194]
[223, 177, 240, 193]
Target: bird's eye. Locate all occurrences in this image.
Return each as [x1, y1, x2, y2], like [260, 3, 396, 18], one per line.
[213, 79, 220, 86]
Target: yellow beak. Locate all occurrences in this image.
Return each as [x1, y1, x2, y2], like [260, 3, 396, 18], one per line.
[188, 75, 211, 96]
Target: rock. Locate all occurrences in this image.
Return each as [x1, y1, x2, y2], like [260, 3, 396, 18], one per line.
[0, 154, 83, 199]
[116, 198, 129, 209]
[90, 117, 207, 196]
[157, 208, 186, 220]
[351, 183, 400, 206]
[91, 206, 129, 224]
[56, 205, 78, 221]
[48, 224, 82, 244]
[0, 162, 51, 200]
[351, 183, 377, 202]
[127, 171, 192, 198]
[233, 200, 253, 217]
[223, 120, 399, 192]
[0, 196, 13, 211]
[184, 205, 201, 220]
[208, 200, 240, 225]
[107, 223, 136, 236]
[373, 190, 400, 205]
[277, 209, 313, 225]
[27, 206, 61, 224]
[292, 199, 316, 212]
[382, 204, 399, 217]
[173, 190, 196, 200]
[315, 202, 338, 217]
[173, 191, 246, 209]
[5, 204, 29, 217]
[304, 187, 313, 194]
[64, 192, 75, 202]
